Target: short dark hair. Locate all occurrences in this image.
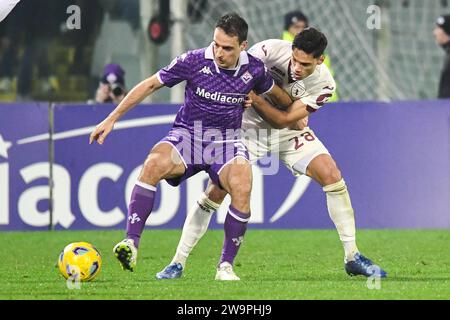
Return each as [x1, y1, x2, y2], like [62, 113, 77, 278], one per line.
[284, 10, 309, 30]
[292, 27, 328, 58]
[215, 12, 248, 44]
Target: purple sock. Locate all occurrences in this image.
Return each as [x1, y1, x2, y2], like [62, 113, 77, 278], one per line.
[219, 205, 251, 266]
[126, 183, 156, 248]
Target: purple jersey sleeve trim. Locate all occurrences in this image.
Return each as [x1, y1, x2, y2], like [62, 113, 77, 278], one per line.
[260, 80, 275, 95]
[156, 72, 165, 86]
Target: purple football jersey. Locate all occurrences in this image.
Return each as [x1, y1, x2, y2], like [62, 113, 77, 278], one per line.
[157, 43, 274, 135]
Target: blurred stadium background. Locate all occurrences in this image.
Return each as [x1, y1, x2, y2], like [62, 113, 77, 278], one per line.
[0, 0, 446, 103]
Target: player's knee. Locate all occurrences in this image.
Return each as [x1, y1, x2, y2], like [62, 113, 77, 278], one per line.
[141, 154, 172, 180]
[230, 180, 252, 201]
[327, 166, 342, 185]
[239, 183, 252, 198]
[318, 161, 342, 186]
[229, 170, 252, 192]
[226, 173, 252, 204]
[229, 189, 251, 213]
[221, 162, 252, 205]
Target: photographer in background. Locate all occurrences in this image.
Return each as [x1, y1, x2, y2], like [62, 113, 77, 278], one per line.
[94, 63, 127, 103]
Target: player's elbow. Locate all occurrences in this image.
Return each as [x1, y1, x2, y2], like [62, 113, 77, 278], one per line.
[142, 75, 162, 94]
[144, 78, 157, 93]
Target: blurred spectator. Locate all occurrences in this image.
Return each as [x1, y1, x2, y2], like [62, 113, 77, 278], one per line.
[11, 0, 62, 100]
[282, 10, 309, 42]
[0, 6, 20, 93]
[93, 63, 127, 103]
[434, 15, 450, 98]
[90, 0, 140, 96]
[63, 0, 104, 76]
[282, 10, 339, 102]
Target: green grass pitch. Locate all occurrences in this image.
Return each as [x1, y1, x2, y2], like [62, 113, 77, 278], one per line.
[0, 229, 449, 300]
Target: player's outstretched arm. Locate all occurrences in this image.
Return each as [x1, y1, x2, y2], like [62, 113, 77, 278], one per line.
[249, 92, 311, 129]
[89, 74, 164, 145]
[264, 84, 293, 109]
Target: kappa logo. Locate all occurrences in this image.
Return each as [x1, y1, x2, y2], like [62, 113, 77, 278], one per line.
[200, 66, 213, 75]
[128, 213, 141, 224]
[241, 71, 253, 84]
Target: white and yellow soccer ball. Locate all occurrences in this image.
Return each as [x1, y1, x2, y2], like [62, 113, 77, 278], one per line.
[57, 242, 102, 282]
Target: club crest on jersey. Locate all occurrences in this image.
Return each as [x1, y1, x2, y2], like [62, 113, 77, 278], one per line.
[291, 82, 306, 98]
[241, 71, 253, 84]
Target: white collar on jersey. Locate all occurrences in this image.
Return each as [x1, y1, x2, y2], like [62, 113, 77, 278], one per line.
[205, 42, 249, 76]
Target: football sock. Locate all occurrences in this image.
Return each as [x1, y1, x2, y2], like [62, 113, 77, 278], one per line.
[126, 181, 156, 248]
[323, 179, 359, 261]
[219, 206, 250, 266]
[171, 193, 220, 268]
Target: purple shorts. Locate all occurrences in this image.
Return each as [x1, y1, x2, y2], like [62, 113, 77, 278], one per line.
[156, 128, 250, 187]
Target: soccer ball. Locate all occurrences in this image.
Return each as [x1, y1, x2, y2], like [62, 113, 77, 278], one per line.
[57, 242, 102, 282]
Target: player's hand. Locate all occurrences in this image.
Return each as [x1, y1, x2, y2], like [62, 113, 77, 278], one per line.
[243, 93, 253, 109]
[289, 117, 309, 131]
[247, 91, 259, 108]
[95, 84, 110, 103]
[89, 118, 115, 145]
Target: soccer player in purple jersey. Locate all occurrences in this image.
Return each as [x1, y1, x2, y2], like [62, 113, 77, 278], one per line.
[89, 13, 291, 280]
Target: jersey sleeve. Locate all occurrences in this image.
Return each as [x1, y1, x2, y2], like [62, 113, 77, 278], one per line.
[248, 39, 284, 64]
[157, 52, 193, 88]
[253, 64, 275, 95]
[301, 79, 336, 112]
[248, 40, 271, 62]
